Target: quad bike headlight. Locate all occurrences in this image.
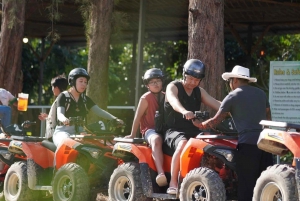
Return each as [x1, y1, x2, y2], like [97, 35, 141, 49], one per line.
[81, 147, 101, 159]
[214, 149, 234, 162]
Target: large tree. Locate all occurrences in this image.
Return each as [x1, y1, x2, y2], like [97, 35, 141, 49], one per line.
[0, 0, 26, 122]
[0, 0, 25, 95]
[188, 0, 225, 115]
[80, 0, 114, 122]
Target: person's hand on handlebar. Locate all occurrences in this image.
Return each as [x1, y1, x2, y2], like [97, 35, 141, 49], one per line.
[181, 110, 195, 120]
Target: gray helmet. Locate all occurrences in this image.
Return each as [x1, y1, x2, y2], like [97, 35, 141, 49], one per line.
[183, 59, 205, 79]
[143, 68, 164, 85]
[68, 68, 90, 86]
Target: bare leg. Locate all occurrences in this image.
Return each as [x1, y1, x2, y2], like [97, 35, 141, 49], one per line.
[148, 134, 164, 174]
[169, 140, 187, 188]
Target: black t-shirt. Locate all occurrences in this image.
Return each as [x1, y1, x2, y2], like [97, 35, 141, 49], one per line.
[164, 81, 201, 133]
[56, 92, 96, 119]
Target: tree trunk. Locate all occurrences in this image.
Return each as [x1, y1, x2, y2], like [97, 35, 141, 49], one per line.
[188, 0, 225, 115]
[86, 0, 114, 123]
[0, 0, 26, 123]
[0, 0, 25, 95]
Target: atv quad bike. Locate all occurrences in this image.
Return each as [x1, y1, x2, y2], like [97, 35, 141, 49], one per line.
[253, 120, 300, 201]
[0, 120, 37, 201]
[2, 118, 122, 201]
[109, 111, 238, 201]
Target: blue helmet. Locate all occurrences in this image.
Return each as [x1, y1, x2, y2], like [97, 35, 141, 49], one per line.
[183, 59, 205, 79]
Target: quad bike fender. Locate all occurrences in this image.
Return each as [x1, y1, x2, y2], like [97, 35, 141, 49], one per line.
[13, 141, 54, 169]
[55, 138, 81, 169]
[258, 129, 300, 157]
[180, 138, 208, 178]
[113, 142, 171, 171]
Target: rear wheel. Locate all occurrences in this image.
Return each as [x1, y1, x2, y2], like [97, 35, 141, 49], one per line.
[108, 162, 149, 201]
[52, 163, 90, 201]
[4, 161, 40, 201]
[253, 164, 298, 201]
[180, 167, 226, 201]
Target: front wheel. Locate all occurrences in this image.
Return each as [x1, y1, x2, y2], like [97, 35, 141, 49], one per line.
[4, 161, 40, 201]
[108, 162, 149, 201]
[253, 164, 298, 201]
[52, 163, 90, 201]
[180, 167, 226, 201]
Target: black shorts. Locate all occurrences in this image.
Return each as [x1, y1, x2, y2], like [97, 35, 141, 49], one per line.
[164, 128, 200, 151]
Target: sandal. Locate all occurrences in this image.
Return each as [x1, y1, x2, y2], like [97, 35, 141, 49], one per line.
[156, 173, 168, 187]
[166, 187, 177, 195]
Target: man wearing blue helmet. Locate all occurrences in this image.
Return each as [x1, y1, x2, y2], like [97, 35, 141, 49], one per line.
[164, 59, 220, 194]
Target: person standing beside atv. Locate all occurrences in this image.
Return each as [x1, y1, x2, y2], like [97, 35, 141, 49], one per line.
[38, 74, 68, 121]
[193, 65, 273, 201]
[164, 59, 220, 194]
[124, 68, 168, 187]
[52, 68, 124, 147]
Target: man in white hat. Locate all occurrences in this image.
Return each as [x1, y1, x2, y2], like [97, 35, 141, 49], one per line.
[193, 65, 273, 201]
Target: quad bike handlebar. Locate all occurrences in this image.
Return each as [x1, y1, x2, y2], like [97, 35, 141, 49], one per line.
[0, 120, 36, 137]
[194, 111, 237, 136]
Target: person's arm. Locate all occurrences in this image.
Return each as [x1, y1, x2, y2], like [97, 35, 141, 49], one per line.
[200, 87, 221, 111]
[57, 107, 69, 125]
[90, 105, 118, 120]
[166, 83, 194, 120]
[125, 97, 148, 138]
[193, 109, 228, 130]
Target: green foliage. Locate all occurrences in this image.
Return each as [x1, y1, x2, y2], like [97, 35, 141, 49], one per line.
[280, 152, 293, 164]
[22, 39, 88, 105]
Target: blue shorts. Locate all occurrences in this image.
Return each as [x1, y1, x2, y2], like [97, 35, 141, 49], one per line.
[144, 129, 161, 144]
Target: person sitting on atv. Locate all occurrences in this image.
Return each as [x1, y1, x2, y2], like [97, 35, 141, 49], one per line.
[38, 74, 68, 121]
[193, 65, 273, 201]
[52, 68, 124, 147]
[124, 68, 168, 187]
[164, 59, 220, 194]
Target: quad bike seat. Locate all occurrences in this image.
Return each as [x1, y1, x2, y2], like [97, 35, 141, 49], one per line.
[196, 134, 238, 140]
[260, 120, 300, 131]
[10, 135, 46, 142]
[41, 139, 57, 152]
[113, 137, 146, 144]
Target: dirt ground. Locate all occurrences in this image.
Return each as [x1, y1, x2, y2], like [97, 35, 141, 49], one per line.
[96, 193, 109, 201]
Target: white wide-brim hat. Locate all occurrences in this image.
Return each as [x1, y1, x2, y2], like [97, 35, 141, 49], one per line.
[222, 65, 257, 83]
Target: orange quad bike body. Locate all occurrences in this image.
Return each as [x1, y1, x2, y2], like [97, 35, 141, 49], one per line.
[109, 117, 239, 201]
[1, 120, 121, 201]
[253, 120, 300, 201]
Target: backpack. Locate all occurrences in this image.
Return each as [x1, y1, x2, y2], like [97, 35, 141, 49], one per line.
[45, 91, 87, 139]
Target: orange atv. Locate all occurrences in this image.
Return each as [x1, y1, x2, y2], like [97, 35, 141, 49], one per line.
[253, 120, 300, 201]
[0, 120, 37, 201]
[109, 112, 238, 201]
[2, 118, 121, 201]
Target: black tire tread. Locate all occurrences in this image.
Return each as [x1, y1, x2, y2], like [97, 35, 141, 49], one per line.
[53, 163, 90, 201]
[180, 167, 226, 201]
[4, 161, 40, 201]
[108, 162, 148, 201]
[253, 164, 298, 201]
